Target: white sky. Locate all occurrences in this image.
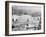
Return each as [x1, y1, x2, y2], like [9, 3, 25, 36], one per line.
[13, 6, 41, 14]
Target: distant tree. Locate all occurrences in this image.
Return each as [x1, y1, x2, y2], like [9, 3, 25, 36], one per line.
[16, 19, 17, 21]
[12, 19, 14, 22]
[27, 19, 29, 22]
[24, 12, 27, 15]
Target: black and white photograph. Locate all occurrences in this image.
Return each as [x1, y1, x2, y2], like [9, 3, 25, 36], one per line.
[5, 1, 45, 36]
[12, 5, 41, 31]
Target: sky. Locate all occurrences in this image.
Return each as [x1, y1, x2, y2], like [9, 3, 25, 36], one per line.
[12, 5, 41, 16]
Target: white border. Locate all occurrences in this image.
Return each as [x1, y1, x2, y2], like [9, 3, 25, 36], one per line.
[9, 3, 44, 34]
